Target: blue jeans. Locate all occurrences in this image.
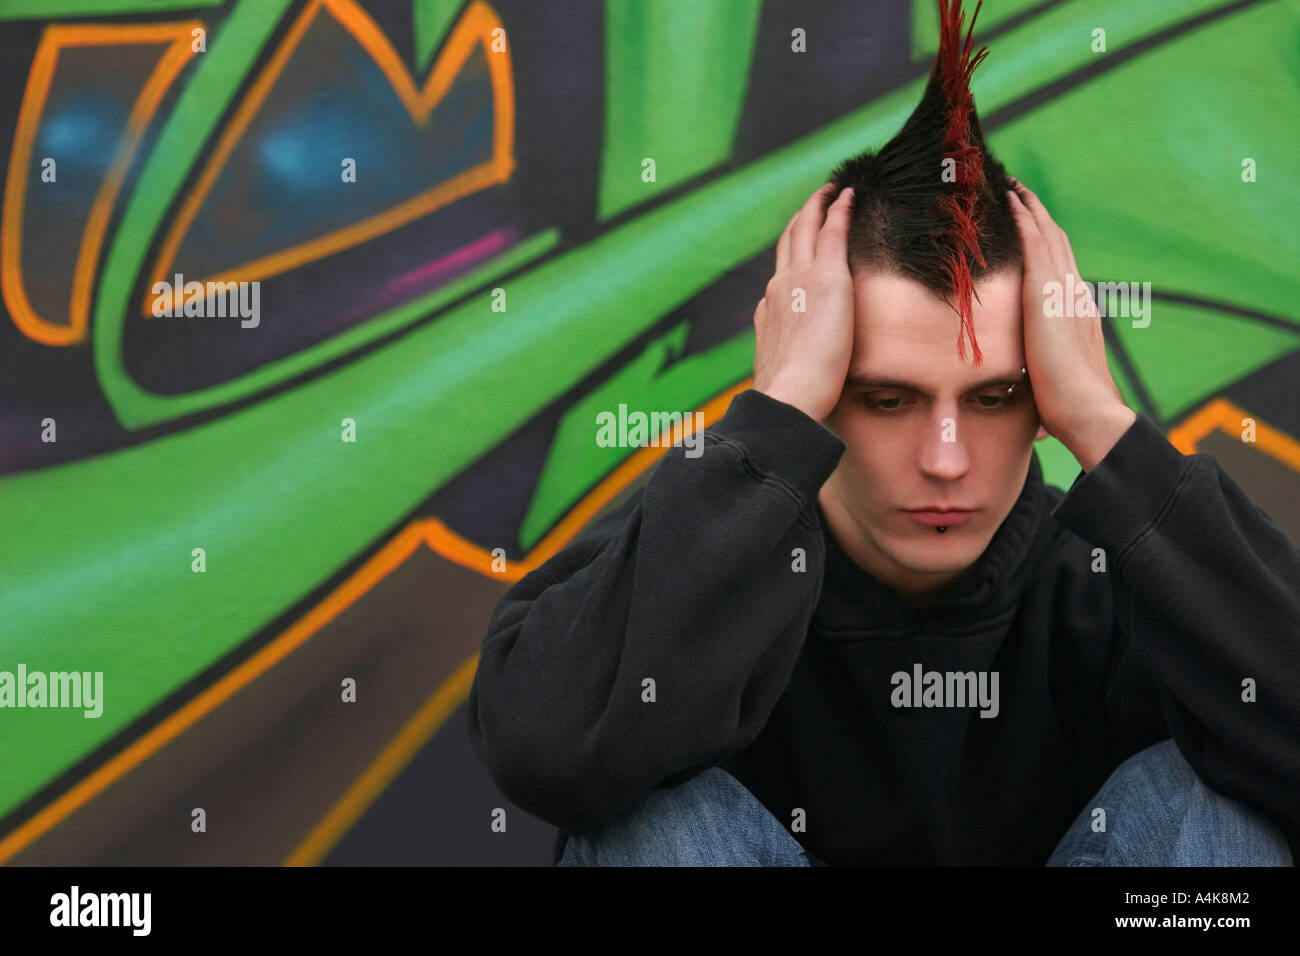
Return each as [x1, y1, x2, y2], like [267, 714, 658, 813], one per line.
[556, 739, 1294, 866]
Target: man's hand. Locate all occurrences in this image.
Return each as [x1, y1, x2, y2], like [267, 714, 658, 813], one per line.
[753, 182, 856, 422]
[1007, 178, 1136, 471]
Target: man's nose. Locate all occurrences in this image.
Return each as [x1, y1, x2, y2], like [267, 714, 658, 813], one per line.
[917, 413, 971, 480]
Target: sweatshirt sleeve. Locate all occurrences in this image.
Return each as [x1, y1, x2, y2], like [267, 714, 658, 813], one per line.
[1051, 412, 1300, 840]
[466, 388, 847, 832]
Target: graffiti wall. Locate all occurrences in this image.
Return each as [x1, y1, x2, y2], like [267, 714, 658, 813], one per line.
[1, 0, 1297, 866]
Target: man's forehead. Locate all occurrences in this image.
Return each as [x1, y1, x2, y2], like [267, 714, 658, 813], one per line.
[848, 267, 1024, 377]
[851, 262, 1022, 289]
[851, 267, 1022, 320]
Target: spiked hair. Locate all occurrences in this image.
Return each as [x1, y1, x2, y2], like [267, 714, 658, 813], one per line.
[828, 0, 1020, 366]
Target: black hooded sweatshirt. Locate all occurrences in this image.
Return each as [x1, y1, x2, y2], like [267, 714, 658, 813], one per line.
[467, 388, 1300, 865]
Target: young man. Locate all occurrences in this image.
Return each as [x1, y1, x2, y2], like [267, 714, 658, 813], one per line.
[467, 0, 1300, 865]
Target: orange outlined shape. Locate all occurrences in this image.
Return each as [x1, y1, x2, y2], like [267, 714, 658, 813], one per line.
[142, 0, 516, 317]
[2, 22, 201, 346]
[424, 379, 753, 581]
[283, 651, 480, 867]
[0, 378, 749, 865]
[1168, 397, 1300, 474]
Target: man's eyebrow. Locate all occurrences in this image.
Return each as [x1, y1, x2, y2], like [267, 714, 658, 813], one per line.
[844, 370, 1027, 393]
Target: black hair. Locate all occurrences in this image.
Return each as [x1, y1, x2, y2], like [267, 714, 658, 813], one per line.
[827, 0, 1020, 365]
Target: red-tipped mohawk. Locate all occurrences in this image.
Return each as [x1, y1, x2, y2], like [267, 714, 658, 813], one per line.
[934, 0, 990, 366]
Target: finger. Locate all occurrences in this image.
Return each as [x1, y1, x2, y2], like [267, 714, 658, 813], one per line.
[1013, 178, 1095, 320]
[1012, 178, 1096, 321]
[776, 209, 799, 274]
[1007, 190, 1055, 312]
[1008, 178, 1069, 274]
[791, 182, 838, 267]
[814, 187, 854, 261]
[1009, 178, 1064, 266]
[1060, 229, 1081, 281]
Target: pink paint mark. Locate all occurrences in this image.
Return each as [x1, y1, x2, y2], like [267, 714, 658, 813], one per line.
[386, 228, 516, 295]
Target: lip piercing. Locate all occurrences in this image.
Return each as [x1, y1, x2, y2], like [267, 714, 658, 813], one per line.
[937, 526, 948, 533]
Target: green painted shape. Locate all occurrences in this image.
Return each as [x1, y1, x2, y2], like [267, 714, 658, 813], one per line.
[599, 0, 762, 220]
[521, 324, 756, 549]
[968, 0, 1236, 109]
[413, 0, 463, 73]
[984, 0, 1300, 332]
[0, 0, 223, 17]
[911, 0, 1047, 61]
[90, 0, 551, 431]
[0, 0, 1285, 816]
[1110, 301, 1300, 422]
[1035, 435, 1080, 493]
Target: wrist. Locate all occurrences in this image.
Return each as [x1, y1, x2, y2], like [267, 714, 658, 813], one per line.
[754, 380, 831, 422]
[1059, 401, 1137, 471]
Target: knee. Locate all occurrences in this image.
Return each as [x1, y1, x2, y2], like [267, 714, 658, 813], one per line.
[1104, 738, 1196, 802]
[1082, 738, 1293, 866]
[557, 767, 808, 867]
[644, 766, 751, 813]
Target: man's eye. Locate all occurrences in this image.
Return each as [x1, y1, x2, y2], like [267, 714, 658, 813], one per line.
[865, 396, 911, 411]
[973, 392, 1011, 409]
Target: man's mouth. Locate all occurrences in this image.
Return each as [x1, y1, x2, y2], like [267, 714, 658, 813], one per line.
[903, 508, 975, 528]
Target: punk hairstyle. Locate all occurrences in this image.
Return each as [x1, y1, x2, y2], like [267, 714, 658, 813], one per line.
[827, 0, 1021, 366]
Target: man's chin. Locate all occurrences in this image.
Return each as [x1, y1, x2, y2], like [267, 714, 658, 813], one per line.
[884, 537, 985, 577]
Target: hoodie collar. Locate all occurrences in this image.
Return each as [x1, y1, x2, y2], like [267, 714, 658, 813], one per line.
[814, 451, 1049, 633]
